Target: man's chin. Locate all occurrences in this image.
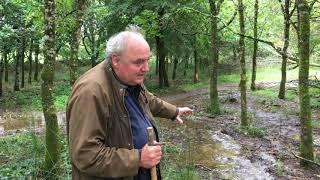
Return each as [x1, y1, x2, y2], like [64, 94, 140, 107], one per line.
[135, 79, 144, 85]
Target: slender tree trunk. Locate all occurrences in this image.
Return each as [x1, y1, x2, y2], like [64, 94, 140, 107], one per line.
[4, 51, 9, 82]
[278, 0, 291, 99]
[164, 58, 169, 87]
[14, 48, 20, 91]
[90, 23, 97, 67]
[172, 56, 178, 80]
[193, 34, 199, 83]
[20, 35, 26, 89]
[250, 0, 259, 91]
[297, 0, 313, 167]
[85, 15, 98, 68]
[156, 36, 163, 88]
[0, 55, 3, 97]
[209, 0, 220, 114]
[34, 40, 40, 82]
[183, 55, 188, 76]
[42, 0, 60, 176]
[155, 55, 158, 75]
[156, 8, 167, 88]
[28, 38, 33, 84]
[238, 0, 248, 126]
[233, 44, 237, 62]
[69, 0, 88, 85]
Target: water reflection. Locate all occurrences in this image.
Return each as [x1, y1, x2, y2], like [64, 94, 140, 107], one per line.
[0, 111, 65, 136]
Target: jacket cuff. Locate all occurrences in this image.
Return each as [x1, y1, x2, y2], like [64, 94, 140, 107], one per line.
[171, 108, 179, 121]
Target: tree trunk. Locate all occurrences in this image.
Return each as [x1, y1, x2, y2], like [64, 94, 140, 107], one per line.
[238, 0, 248, 126]
[34, 40, 40, 82]
[278, 0, 290, 99]
[69, 0, 88, 85]
[164, 58, 169, 87]
[42, 0, 60, 177]
[297, 0, 314, 167]
[155, 55, 159, 75]
[233, 44, 237, 62]
[208, 0, 220, 114]
[250, 0, 259, 91]
[183, 55, 188, 76]
[28, 38, 33, 84]
[4, 51, 9, 82]
[14, 48, 20, 91]
[157, 8, 167, 88]
[193, 34, 199, 84]
[172, 56, 178, 80]
[20, 35, 26, 89]
[85, 15, 98, 68]
[0, 55, 3, 97]
[90, 23, 97, 67]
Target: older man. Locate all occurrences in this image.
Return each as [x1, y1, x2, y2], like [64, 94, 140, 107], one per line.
[66, 26, 192, 180]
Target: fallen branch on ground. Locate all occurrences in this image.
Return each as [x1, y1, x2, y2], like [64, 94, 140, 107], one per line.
[194, 164, 213, 171]
[291, 152, 320, 166]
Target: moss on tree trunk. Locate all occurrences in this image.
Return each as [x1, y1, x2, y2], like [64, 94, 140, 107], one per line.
[209, 0, 220, 114]
[69, 0, 88, 85]
[297, 0, 314, 167]
[238, 0, 248, 127]
[278, 0, 291, 99]
[42, 0, 60, 177]
[250, 0, 258, 91]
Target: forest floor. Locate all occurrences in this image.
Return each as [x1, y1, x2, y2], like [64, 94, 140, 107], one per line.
[159, 82, 320, 179]
[0, 82, 320, 179]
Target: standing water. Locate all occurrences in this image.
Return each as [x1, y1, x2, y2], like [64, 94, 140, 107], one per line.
[0, 111, 66, 136]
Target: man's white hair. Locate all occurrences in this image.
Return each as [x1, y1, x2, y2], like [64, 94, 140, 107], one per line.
[106, 25, 145, 62]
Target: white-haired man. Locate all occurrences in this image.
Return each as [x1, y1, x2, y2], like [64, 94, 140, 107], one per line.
[67, 26, 192, 180]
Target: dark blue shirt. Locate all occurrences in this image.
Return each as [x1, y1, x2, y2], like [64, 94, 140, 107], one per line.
[124, 86, 152, 180]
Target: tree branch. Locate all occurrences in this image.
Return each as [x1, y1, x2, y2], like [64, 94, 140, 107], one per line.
[221, 22, 320, 68]
[182, 6, 211, 17]
[292, 152, 320, 166]
[82, 36, 91, 56]
[218, 10, 237, 31]
[289, 2, 296, 18]
[310, 0, 319, 9]
[278, 0, 285, 15]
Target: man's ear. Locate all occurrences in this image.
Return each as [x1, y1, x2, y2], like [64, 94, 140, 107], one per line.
[111, 54, 120, 67]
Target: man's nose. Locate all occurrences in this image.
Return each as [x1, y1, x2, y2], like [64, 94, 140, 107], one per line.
[142, 62, 149, 72]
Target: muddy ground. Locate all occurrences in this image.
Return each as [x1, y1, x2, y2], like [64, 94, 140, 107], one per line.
[160, 83, 320, 179]
[0, 82, 319, 179]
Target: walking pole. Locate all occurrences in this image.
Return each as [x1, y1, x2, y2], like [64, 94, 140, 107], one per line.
[147, 127, 157, 180]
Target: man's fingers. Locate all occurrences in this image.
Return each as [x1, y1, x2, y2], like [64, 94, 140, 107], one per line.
[151, 141, 165, 146]
[176, 116, 183, 124]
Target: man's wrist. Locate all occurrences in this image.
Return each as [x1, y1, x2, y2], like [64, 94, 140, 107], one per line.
[171, 108, 179, 121]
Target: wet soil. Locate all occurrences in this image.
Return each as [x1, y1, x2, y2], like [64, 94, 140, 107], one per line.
[0, 83, 319, 179]
[160, 83, 320, 179]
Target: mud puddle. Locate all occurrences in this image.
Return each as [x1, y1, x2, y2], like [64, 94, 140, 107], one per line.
[0, 111, 66, 136]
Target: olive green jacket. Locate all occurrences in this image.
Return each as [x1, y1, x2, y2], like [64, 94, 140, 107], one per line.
[66, 61, 177, 180]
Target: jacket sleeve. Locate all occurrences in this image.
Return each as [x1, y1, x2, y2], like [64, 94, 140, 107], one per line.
[67, 83, 140, 178]
[145, 89, 178, 119]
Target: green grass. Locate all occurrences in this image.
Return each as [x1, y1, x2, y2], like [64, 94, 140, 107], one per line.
[252, 88, 296, 101]
[161, 143, 201, 180]
[0, 132, 71, 179]
[239, 125, 266, 138]
[312, 120, 320, 128]
[0, 80, 71, 111]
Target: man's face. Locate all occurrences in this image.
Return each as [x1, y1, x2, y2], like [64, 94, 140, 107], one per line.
[112, 37, 150, 86]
